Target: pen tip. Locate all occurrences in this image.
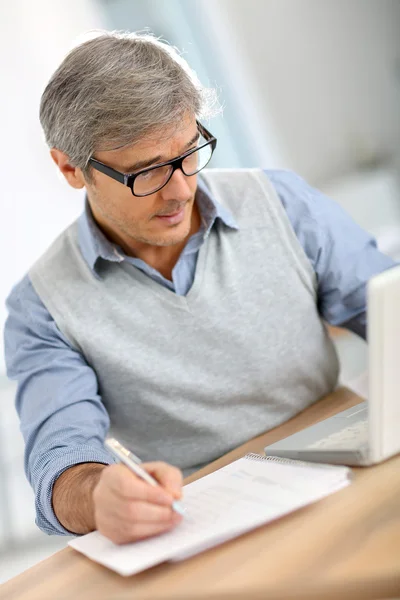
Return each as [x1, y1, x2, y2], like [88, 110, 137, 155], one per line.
[172, 500, 186, 517]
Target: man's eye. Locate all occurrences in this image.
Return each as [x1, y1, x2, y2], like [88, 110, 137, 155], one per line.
[138, 170, 154, 180]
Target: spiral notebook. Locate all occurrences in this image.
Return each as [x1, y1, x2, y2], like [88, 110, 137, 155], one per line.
[69, 453, 352, 576]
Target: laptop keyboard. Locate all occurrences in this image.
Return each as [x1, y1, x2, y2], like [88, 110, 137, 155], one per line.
[308, 419, 368, 450]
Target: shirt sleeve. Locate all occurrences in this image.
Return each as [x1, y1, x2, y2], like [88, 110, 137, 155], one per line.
[4, 275, 115, 536]
[265, 169, 398, 340]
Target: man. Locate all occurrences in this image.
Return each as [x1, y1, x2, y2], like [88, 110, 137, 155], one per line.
[4, 31, 396, 545]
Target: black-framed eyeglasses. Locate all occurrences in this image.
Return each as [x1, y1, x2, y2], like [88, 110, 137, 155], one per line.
[88, 121, 217, 197]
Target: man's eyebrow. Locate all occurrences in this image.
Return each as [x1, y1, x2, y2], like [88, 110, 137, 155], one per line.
[123, 132, 200, 173]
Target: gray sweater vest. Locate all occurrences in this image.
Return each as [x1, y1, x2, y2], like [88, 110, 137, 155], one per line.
[30, 169, 339, 475]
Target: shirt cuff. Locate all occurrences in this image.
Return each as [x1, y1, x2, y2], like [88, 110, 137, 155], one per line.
[34, 446, 115, 536]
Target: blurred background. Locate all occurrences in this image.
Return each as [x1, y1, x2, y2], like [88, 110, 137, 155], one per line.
[1, 0, 400, 583]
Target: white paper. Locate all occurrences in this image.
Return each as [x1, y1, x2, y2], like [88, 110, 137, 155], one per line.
[69, 456, 352, 576]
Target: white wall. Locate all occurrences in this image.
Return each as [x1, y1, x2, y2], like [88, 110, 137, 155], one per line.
[202, 0, 400, 184]
[0, 0, 107, 373]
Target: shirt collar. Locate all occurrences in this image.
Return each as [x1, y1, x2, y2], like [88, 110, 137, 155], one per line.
[78, 199, 124, 276]
[78, 174, 239, 277]
[196, 176, 238, 236]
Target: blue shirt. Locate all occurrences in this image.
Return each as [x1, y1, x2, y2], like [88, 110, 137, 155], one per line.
[4, 170, 396, 535]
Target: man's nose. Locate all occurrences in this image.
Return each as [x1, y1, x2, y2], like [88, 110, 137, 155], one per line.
[160, 167, 192, 201]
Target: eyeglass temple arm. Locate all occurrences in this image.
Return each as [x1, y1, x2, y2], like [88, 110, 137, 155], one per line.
[196, 120, 214, 141]
[88, 158, 127, 184]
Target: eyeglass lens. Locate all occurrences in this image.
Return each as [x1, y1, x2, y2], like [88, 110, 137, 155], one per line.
[133, 144, 213, 196]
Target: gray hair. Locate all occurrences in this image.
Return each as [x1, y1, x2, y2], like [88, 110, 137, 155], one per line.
[39, 30, 220, 175]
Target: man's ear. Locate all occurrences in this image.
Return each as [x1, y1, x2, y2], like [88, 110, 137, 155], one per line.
[50, 149, 86, 189]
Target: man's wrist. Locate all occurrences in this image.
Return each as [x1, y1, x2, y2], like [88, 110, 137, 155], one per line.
[52, 462, 107, 534]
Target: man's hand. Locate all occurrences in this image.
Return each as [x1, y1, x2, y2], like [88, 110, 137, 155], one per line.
[52, 461, 183, 544]
[93, 462, 183, 544]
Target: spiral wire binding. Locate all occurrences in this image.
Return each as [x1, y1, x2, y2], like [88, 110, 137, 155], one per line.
[244, 452, 344, 471]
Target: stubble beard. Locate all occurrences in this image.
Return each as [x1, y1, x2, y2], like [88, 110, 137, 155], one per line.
[110, 202, 193, 248]
[88, 185, 194, 249]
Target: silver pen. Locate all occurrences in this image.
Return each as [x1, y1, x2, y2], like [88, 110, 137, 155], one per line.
[105, 438, 185, 517]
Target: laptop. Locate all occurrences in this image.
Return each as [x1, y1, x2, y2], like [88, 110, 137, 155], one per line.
[265, 265, 400, 466]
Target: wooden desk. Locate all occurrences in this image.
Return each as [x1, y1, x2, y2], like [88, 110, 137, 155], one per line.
[2, 387, 400, 600]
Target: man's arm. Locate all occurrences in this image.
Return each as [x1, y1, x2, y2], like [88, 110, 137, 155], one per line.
[52, 463, 106, 534]
[4, 275, 183, 542]
[4, 275, 114, 535]
[266, 169, 398, 338]
[53, 460, 183, 542]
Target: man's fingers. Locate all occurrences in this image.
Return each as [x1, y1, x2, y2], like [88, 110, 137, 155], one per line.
[102, 464, 173, 505]
[94, 463, 184, 545]
[105, 499, 179, 525]
[144, 461, 183, 500]
[98, 512, 180, 545]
